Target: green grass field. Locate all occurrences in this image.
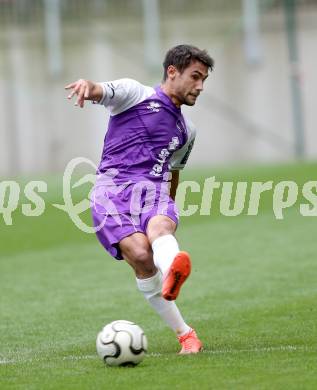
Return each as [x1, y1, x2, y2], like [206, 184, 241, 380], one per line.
[1, 162, 317, 389]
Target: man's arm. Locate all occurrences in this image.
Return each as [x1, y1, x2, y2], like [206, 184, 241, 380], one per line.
[65, 78, 154, 115]
[65, 79, 103, 108]
[170, 170, 179, 201]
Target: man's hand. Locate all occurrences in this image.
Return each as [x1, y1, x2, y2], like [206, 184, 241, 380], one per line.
[65, 79, 103, 108]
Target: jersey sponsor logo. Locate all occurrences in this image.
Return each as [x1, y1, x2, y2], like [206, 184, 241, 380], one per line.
[168, 137, 179, 151]
[150, 137, 180, 177]
[157, 148, 170, 163]
[150, 163, 164, 177]
[146, 101, 161, 113]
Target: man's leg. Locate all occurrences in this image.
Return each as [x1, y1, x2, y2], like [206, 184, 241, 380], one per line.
[146, 215, 191, 301]
[119, 232, 191, 337]
[119, 232, 156, 279]
[146, 216, 203, 353]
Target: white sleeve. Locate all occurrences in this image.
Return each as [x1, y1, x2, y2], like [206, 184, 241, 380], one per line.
[95, 78, 154, 115]
[169, 118, 196, 171]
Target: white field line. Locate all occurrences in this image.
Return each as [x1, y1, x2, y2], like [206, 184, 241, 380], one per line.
[0, 345, 313, 365]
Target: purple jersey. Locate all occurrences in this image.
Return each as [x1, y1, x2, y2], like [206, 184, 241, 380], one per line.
[96, 79, 196, 183]
[91, 78, 196, 259]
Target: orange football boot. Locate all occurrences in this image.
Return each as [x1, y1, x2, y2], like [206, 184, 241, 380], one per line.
[178, 328, 203, 354]
[162, 251, 191, 301]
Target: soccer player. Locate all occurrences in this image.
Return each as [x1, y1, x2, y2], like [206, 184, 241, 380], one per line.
[65, 44, 214, 354]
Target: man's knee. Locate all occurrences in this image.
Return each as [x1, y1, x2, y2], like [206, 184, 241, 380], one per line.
[127, 247, 156, 277]
[119, 234, 156, 277]
[129, 247, 152, 266]
[147, 215, 177, 243]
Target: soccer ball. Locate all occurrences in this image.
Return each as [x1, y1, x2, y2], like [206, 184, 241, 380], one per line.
[96, 320, 148, 367]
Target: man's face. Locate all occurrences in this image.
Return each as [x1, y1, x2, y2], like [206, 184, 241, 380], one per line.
[168, 61, 209, 106]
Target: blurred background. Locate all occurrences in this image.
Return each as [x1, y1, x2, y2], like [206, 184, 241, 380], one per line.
[0, 0, 316, 176]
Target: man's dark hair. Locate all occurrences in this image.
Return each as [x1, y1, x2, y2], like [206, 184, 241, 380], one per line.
[163, 44, 214, 81]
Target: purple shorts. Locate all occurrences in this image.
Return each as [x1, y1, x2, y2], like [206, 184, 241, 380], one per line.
[91, 180, 179, 260]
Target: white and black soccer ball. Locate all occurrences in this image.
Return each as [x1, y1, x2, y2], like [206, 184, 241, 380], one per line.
[96, 320, 148, 367]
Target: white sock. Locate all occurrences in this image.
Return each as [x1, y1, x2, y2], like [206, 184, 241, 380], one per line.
[136, 271, 190, 336]
[152, 234, 179, 276]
